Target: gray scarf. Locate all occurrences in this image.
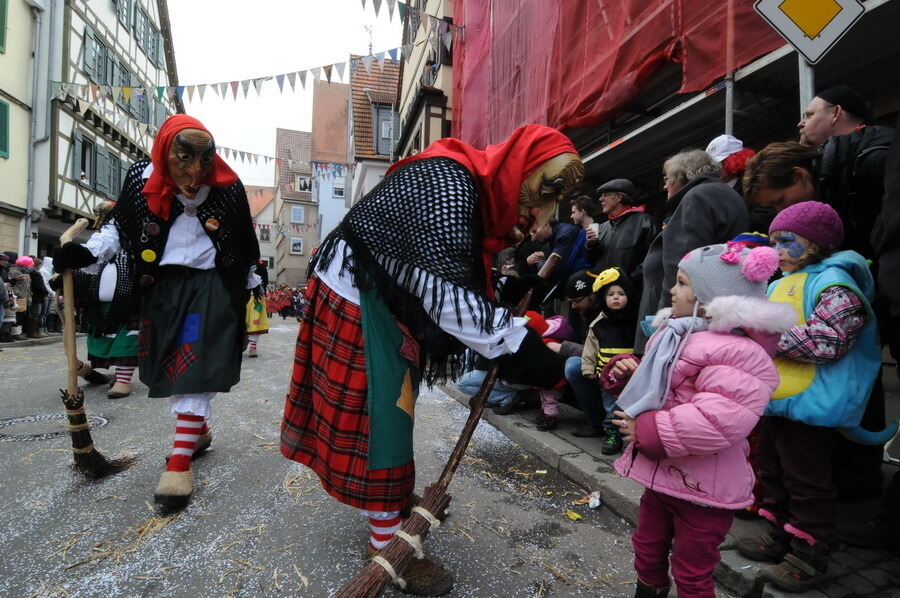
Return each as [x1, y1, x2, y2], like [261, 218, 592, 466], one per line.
[617, 312, 709, 417]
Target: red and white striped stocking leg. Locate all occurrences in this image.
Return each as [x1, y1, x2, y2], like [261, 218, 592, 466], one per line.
[115, 366, 135, 384]
[364, 510, 402, 551]
[248, 334, 259, 351]
[166, 413, 205, 473]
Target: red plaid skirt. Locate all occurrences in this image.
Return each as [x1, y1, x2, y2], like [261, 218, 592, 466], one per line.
[280, 277, 415, 511]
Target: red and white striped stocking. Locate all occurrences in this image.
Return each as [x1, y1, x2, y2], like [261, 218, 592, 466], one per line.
[364, 510, 402, 551]
[115, 366, 135, 384]
[166, 413, 206, 473]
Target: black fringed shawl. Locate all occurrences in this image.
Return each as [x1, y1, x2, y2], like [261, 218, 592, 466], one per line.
[312, 157, 512, 384]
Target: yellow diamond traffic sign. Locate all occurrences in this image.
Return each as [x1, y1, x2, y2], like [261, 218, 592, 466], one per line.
[756, 0, 865, 64]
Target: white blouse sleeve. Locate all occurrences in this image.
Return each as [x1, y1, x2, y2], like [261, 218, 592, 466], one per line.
[83, 222, 121, 263]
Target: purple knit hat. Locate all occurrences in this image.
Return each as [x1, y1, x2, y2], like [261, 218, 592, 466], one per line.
[769, 201, 844, 250]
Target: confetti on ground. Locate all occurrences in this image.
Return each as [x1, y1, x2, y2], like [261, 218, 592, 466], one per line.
[566, 510, 582, 521]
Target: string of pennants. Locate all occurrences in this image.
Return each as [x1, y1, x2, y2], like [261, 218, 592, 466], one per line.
[253, 223, 317, 234]
[215, 143, 356, 184]
[48, 1, 460, 106]
[50, 81, 160, 138]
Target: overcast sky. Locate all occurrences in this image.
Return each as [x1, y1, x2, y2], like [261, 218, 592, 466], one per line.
[168, 0, 402, 186]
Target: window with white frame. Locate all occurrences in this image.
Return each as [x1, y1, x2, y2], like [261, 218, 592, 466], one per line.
[333, 175, 345, 198]
[290, 205, 304, 223]
[290, 237, 303, 255]
[294, 175, 310, 192]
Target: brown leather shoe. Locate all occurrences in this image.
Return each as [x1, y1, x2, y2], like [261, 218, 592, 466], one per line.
[365, 546, 453, 596]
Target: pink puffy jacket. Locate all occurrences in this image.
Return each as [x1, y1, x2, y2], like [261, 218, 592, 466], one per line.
[614, 297, 791, 509]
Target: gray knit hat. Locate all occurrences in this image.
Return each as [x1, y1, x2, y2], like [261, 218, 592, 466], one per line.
[678, 243, 780, 305]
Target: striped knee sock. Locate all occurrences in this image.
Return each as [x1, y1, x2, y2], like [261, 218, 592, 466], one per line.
[365, 510, 401, 551]
[166, 413, 205, 472]
[115, 366, 135, 384]
[248, 334, 259, 351]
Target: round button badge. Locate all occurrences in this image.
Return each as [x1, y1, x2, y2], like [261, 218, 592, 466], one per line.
[141, 249, 157, 263]
[205, 218, 220, 232]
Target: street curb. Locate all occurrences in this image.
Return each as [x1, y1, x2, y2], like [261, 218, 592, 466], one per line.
[440, 384, 642, 524]
[438, 384, 900, 598]
[0, 333, 79, 349]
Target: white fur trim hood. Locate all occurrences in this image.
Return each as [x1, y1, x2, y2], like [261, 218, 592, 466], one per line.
[653, 296, 796, 334]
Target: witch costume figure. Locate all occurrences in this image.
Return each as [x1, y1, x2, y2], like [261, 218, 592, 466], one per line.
[54, 114, 261, 510]
[280, 124, 583, 596]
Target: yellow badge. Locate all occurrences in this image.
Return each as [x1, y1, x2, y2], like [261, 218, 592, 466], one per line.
[205, 218, 220, 231]
[140, 249, 157, 263]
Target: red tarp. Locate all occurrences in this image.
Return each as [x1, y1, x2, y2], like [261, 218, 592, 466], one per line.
[451, 0, 785, 147]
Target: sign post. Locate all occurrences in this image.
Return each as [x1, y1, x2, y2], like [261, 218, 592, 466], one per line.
[755, 0, 865, 113]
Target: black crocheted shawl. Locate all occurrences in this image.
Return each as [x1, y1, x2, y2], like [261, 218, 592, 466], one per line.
[111, 160, 260, 313]
[72, 250, 140, 333]
[312, 157, 512, 384]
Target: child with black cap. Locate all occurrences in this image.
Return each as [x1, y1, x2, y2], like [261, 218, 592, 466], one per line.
[579, 267, 638, 454]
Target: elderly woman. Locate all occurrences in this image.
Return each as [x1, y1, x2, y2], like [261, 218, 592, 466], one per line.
[53, 115, 261, 510]
[634, 149, 748, 352]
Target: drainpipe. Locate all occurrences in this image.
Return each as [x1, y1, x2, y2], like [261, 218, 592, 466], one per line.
[24, 0, 50, 255]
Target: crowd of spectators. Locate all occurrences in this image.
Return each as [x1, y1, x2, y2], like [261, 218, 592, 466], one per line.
[0, 252, 59, 347]
[458, 85, 900, 575]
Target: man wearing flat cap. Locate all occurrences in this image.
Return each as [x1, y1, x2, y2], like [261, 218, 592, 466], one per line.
[585, 178, 656, 290]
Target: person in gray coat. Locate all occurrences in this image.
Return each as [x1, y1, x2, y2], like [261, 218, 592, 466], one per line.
[634, 149, 749, 353]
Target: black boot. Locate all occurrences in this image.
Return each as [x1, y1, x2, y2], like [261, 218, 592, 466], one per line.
[634, 579, 669, 597]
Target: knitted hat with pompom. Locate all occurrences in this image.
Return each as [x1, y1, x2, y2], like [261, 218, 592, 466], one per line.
[678, 243, 780, 305]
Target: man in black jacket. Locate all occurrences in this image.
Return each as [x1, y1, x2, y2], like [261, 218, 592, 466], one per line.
[585, 178, 656, 291]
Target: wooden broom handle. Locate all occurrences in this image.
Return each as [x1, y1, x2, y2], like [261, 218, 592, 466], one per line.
[60, 219, 90, 394]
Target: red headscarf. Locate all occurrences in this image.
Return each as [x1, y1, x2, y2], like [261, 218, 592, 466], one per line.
[387, 124, 578, 295]
[142, 114, 238, 220]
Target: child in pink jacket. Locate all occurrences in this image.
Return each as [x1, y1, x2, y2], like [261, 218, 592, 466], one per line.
[611, 243, 795, 598]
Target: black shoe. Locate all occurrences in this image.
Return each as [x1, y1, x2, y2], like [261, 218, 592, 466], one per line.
[572, 424, 604, 438]
[840, 517, 900, 550]
[535, 412, 557, 431]
[601, 429, 623, 455]
[491, 400, 519, 415]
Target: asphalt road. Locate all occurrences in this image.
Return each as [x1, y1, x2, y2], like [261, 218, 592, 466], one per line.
[0, 321, 644, 598]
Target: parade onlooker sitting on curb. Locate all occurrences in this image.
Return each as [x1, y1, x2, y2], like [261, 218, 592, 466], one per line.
[737, 202, 882, 592]
[523, 311, 574, 432]
[575, 267, 638, 455]
[610, 242, 792, 598]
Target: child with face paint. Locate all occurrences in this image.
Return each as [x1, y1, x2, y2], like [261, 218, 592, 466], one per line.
[738, 201, 881, 593]
[609, 242, 792, 598]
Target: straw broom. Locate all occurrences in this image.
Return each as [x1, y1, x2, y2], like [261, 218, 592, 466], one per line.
[58, 218, 136, 478]
[334, 257, 559, 598]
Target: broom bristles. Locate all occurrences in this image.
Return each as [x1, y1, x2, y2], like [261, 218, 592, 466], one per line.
[334, 484, 452, 598]
[60, 388, 137, 478]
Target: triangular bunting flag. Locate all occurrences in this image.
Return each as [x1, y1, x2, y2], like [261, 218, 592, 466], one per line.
[361, 55, 373, 74]
[299, 70, 308, 89]
[323, 65, 333, 82]
[123, 87, 133, 103]
[388, 48, 398, 63]
[398, 1, 407, 20]
[335, 61, 346, 81]
[90, 84, 100, 100]
[360, 0, 366, 8]
[372, 0, 382, 17]
[253, 78, 265, 96]
[230, 81, 240, 100]
[176, 86, 185, 101]
[311, 67, 322, 80]
[276, 74, 285, 93]
[387, 0, 397, 21]
[241, 79, 251, 98]
[376, 52, 386, 71]
[219, 82, 229, 98]
[197, 84, 207, 102]
[156, 86, 165, 101]
[287, 71, 297, 91]
[443, 30, 453, 53]
[402, 43, 414, 60]
[239, 151, 246, 162]
[186, 85, 195, 102]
